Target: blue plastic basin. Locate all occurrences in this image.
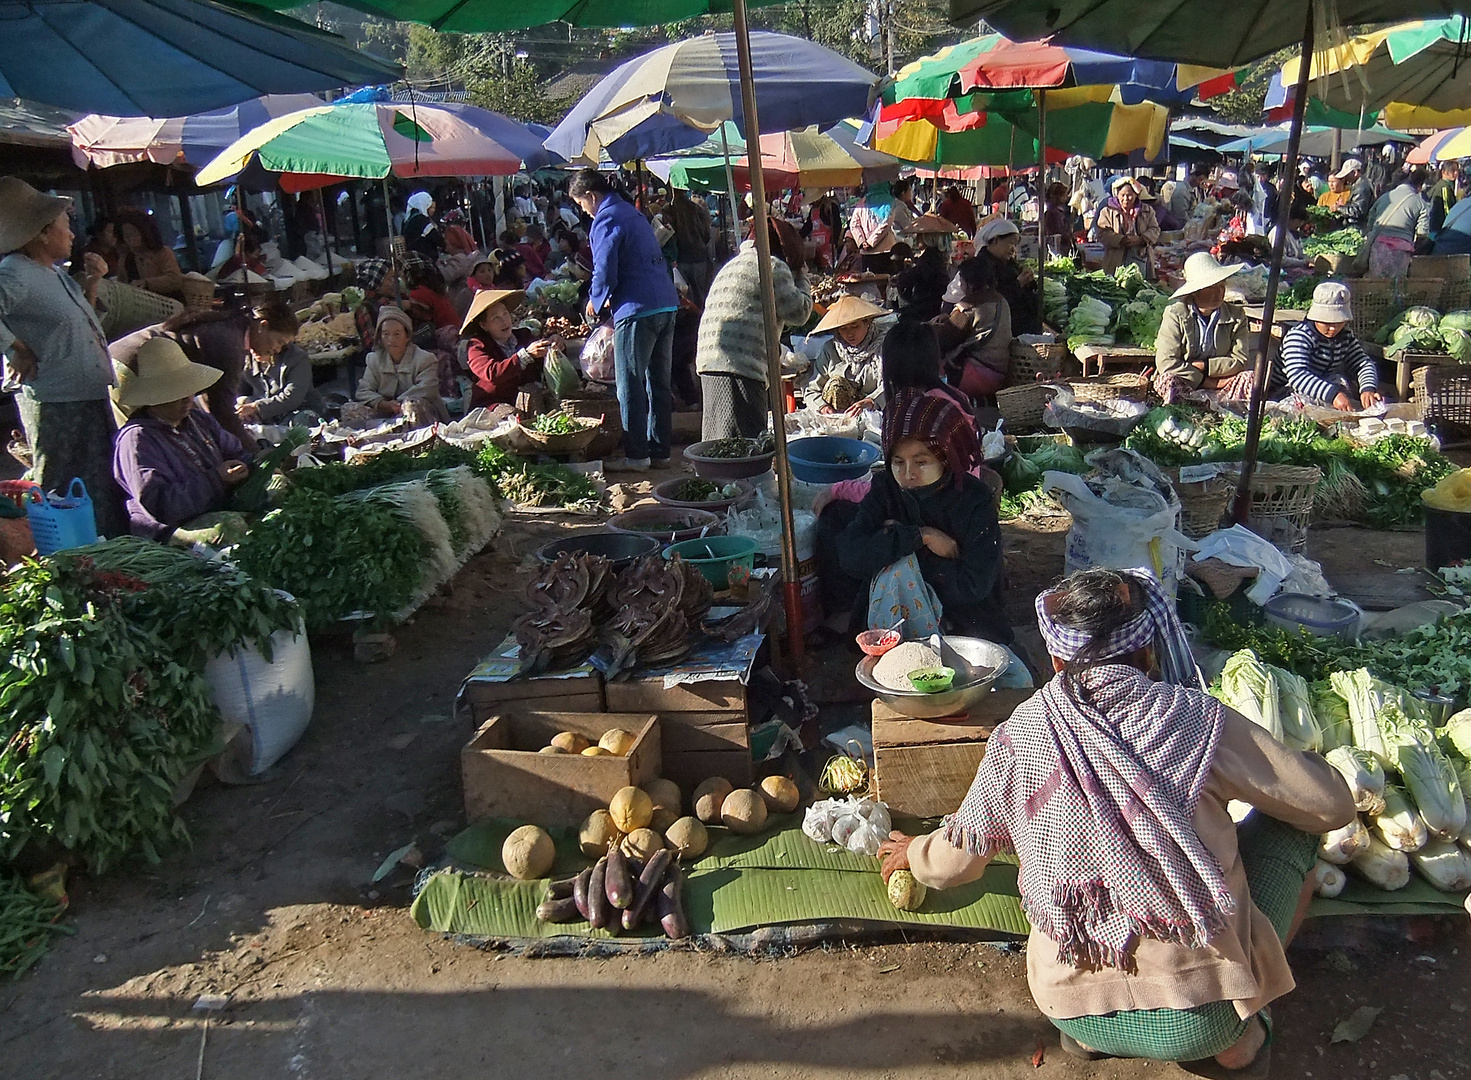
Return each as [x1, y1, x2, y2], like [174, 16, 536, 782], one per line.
[786, 436, 881, 483]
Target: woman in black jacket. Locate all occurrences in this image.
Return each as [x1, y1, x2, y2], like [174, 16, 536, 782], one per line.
[832, 388, 1012, 645]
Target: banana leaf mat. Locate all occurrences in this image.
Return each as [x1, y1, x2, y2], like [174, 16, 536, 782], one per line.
[414, 821, 1468, 942]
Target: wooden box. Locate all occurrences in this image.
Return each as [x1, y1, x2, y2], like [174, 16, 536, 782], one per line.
[870, 691, 1033, 818]
[461, 711, 659, 828]
[604, 676, 746, 714]
[461, 669, 604, 723]
[656, 710, 753, 791]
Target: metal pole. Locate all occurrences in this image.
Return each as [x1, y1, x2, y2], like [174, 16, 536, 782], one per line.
[732, 0, 804, 665]
[721, 124, 741, 255]
[317, 188, 334, 276]
[1036, 88, 1046, 298]
[1230, 4, 1315, 526]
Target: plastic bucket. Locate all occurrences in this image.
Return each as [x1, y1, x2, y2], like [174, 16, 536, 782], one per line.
[664, 535, 759, 588]
[24, 478, 99, 555]
[1425, 504, 1471, 571]
[1262, 592, 1360, 641]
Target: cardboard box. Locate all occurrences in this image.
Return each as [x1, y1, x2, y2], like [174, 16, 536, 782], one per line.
[870, 691, 1032, 818]
[461, 711, 659, 828]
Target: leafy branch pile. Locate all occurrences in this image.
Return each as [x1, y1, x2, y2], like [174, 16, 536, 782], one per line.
[1, 871, 72, 979]
[0, 561, 221, 875]
[475, 442, 604, 512]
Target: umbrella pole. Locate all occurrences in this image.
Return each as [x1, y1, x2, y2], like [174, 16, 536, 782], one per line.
[732, 0, 804, 667]
[318, 188, 334, 276]
[1230, 3, 1315, 526]
[1036, 88, 1046, 310]
[721, 125, 740, 256]
[382, 177, 401, 305]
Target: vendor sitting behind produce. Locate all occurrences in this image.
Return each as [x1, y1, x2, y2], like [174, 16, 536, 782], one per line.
[460, 288, 558, 410]
[832, 389, 1011, 646]
[237, 318, 322, 427]
[878, 567, 1355, 1075]
[934, 255, 1012, 399]
[113, 337, 252, 543]
[1272, 282, 1383, 412]
[1152, 252, 1255, 403]
[802, 295, 889, 415]
[342, 306, 449, 428]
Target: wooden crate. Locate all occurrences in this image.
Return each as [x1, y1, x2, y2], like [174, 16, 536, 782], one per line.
[604, 675, 746, 714]
[461, 711, 659, 828]
[658, 711, 753, 790]
[461, 669, 604, 722]
[870, 691, 1034, 818]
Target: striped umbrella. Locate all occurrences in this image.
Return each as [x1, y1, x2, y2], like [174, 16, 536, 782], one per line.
[196, 101, 549, 191]
[1408, 127, 1466, 163]
[543, 32, 878, 165]
[69, 94, 322, 169]
[1268, 16, 1471, 130]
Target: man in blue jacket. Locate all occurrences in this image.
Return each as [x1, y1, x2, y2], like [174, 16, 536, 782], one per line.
[571, 170, 679, 470]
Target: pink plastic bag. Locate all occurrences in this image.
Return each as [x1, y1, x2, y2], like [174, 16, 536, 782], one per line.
[581, 322, 616, 383]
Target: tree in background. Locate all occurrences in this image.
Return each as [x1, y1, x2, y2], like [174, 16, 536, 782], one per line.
[1207, 47, 1297, 126]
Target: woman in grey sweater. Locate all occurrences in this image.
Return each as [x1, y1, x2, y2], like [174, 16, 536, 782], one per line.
[695, 234, 812, 440]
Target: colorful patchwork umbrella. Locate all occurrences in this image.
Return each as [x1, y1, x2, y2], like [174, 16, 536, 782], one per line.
[543, 31, 879, 165]
[1268, 16, 1471, 130]
[0, 0, 399, 117]
[1408, 127, 1467, 163]
[196, 101, 549, 190]
[69, 94, 323, 169]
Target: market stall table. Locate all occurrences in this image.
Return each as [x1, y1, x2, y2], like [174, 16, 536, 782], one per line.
[1072, 343, 1154, 378]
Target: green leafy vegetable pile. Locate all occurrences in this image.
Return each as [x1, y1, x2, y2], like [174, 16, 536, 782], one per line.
[51, 538, 301, 668]
[529, 412, 582, 435]
[284, 444, 479, 499]
[0, 871, 72, 979]
[1302, 227, 1364, 257]
[233, 490, 425, 630]
[0, 561, 222, 874]
[474, 442, 603, 512]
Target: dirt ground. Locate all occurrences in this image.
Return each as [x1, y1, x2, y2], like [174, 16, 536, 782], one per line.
[3, 449, 1469, 1080]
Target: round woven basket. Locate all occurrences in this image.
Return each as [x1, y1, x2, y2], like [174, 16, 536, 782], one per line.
[1066, 372, 1150, 404]
[1011, 340, 1067, 383]
[996, 382, 1056, 434]
[513, 415, 602, 455]
[1228, 463, 1322, 553]
[180, 276, 216, 310]
[1165, 467, 1234, 539]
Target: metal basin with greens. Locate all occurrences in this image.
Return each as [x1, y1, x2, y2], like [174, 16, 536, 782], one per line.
[856, 635, 1010, 719]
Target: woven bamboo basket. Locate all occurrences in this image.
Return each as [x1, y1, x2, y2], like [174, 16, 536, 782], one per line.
[179, 276, 216, 310]
[1347, 279, 1395, 341]
[1421, 364, 1471, 439]
[1011, 339, 1067, 383]
[1065, 372, 1150, 404]
[996, 382, 1056, 434]
[1166, 467, 1234, 539]
[1410, 254, 1470, 312]
[1230, 463, 1322, 553]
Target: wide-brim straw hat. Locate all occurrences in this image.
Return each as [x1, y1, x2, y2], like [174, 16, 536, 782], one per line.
[460, 287, 527, 334]
[812, 294, 887, 334]
[0, 177, 71, 254]
[117, 336, 222, 408]
[1170, 252, 1244, 299]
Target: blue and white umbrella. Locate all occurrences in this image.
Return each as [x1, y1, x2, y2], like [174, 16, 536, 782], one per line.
[69, 93, 324, 168]
[544, 31, 879, 165]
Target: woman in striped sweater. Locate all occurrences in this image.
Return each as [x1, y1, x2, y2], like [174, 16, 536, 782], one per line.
[1274, 282, 1383, 411]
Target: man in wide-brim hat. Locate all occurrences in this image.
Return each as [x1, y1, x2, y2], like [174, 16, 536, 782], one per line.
[803, 294, 890, 415]
[0, 176, 126, 534]
[1151, 251, 1255, 404]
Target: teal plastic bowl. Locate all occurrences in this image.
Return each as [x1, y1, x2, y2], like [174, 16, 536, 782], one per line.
[664, 535, 759, 589]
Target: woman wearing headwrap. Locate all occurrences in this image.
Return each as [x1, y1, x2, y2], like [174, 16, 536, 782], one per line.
[877, 567, 1355, 1077]
[802, 295, 888, 414]
[831, 388, 1011, 644]
[975, 217, 1042, 334]
[1097, 177, 1161, 275]
[935, 255, 1012, 399]
[342, 305, 448, 428]
[352, 257, 400, 354]
[402, 192, 444, 261]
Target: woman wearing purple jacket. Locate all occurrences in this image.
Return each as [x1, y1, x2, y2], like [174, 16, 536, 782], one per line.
[113, 337, 252, 544]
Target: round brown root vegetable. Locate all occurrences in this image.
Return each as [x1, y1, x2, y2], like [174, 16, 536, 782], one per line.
[620, 827, 665, 862]
[643, 778, 682, 816]
[649, 805, 680, 834]
[664, 816, 709, 859]
[550, 731, 591, 753]
[599, 728, 636, 755]
[502, 825, 555, 879]
[608, 786, 653, 833]
[581, 746, 613, 757]
[539, 745, 568, 755]
[720, 789, 768, 835]
[758, 775, 800, 814]
[693, 777, 734, 824]
[578, 809, 622, 857]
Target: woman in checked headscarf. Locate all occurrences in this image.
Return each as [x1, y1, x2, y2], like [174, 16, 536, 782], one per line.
[877, 567, 1355, 1077]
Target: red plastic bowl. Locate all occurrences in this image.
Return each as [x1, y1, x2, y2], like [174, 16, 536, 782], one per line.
[856, 629, 901, 657]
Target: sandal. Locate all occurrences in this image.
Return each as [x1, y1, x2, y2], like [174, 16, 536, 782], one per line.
[1058, 1033, 1110, 1061]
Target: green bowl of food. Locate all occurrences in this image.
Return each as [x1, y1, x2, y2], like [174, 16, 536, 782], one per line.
[908, 667, 956, 694]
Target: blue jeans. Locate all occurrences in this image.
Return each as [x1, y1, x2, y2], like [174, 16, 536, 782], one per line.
[613, 310, 675, 461]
